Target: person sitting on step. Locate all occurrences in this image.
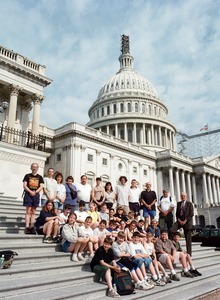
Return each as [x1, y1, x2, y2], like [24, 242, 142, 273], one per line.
[35, 200, 61, 243]
[155, 229, 194, 281]
[90, 237, 121, 298]
[172, 232, 202, 277]
[62, 213, 88, 261]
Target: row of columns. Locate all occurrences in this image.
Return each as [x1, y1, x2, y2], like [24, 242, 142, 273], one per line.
[103, 123, 175, 150]
[166, 167, 220, 207]
[202, 173, 220, 206]
[7, 84, 44, 135]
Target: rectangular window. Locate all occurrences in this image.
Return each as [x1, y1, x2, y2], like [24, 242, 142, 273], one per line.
[102, 107, 104, 116]
[57, 154, 61, 162]
[88, 154, 93, 162]
[133, 166, 137, 174]
[143, 169, 147, 176]
[102, 158, 108, 166]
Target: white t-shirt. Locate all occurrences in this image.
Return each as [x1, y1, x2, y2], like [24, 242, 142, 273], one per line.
[99, 212, 109, 222]
[158, 196, 176, 211]
[58, 212, 69, 225]
[128, 242, 147, 256]
[54, 183, 66, 203]
[93, 227, 109, 237]
[78, 226, 93, 237]
[129, 187, 141, 203]
[41, 177, 58, 200]
[75, 210, 88, 222]
[115, 184, 130, 206]
[144, 242, 154, 255]
[76, 183, 92, 203]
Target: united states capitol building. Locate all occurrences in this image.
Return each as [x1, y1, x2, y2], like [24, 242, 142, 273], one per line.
[0, 36, 220, 227]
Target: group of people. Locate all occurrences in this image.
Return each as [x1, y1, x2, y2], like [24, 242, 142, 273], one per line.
[22, 163, 201, 298]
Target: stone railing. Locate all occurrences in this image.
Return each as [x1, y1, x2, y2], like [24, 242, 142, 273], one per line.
[0, 45, 46, 75]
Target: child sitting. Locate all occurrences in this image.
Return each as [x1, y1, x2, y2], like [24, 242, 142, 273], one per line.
[106, 220, 118, 240]
[90, 237, 121, 298]
[79, 216, 98, 259]
[93, 220, 111, 247]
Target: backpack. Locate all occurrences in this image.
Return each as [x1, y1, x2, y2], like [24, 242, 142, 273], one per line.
[0, 250, 18, 269]
[113, 271, 135, 295]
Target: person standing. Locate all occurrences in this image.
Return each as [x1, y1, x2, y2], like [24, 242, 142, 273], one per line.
[129, 179, 141, 220]
[115, 176, 130, 215]
[140, 182, 157, 229]
[41, 168, 58, 207]
[170, 192, 194, 256]
[64, 176, 77, 213]
[91, 177, 105, 211]
[23, 163, 44, 234]
[76, 175, 92, 211]
[157, 189, 175, 232]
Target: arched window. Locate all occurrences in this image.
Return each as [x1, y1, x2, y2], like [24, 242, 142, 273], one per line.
[97, 110, 99, 118]
[113, 104, 117, 114]
[148, 104, 152, 115]
[142, 103, 145, 113]
[154, 106, 157, 115]
[120, 103, 124, 113]
[127, 102, 131, 112]
[135, 103, 138, 112]
[107, 106, 110, 115]
[102, 107, 104, 117]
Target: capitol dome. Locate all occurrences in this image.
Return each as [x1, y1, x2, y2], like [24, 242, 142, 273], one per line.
[87, 35, 176, 151]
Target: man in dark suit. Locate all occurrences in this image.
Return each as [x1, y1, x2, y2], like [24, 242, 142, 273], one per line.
[170, 192, 194, 256]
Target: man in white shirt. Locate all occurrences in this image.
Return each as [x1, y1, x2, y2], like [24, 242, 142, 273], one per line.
[76, 175, 92, 211]
[115, 176, 130, 215]
[157, 189, 176, 232]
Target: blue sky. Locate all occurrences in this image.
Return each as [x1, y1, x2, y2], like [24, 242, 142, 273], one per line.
[0, 0, 219, 135]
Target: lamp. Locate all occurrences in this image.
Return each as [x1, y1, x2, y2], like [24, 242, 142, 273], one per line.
[0, 101, 9, 113]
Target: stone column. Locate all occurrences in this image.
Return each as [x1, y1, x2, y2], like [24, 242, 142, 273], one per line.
[164, 128, 168, 148]
[133, 123, 137, 144]
[202, 173, 209, 206]
[207, 174, 213, 205]
[169, 130, 172, 149]
[175, 168, 180, 201]
[32, 94, 44, 135]
[106, 125, 109, 135]
[191, 174, 198, 206]
[158, 126, 162, 147]
[212, 176, 218, 205]
[169, 166, 174, 198]
[142, 123, 146, 144]
[216, 177, 220, 205]
[124, 123, 127, 141]
[7, 85, 21, 128]
[157, 168, 163, 197]
[151, 124, 154, 145]
[115, 124, 118, 138]
[186, 172, 192, 202]
[181, 170, 186, 193]
[147, 126, 151, 145]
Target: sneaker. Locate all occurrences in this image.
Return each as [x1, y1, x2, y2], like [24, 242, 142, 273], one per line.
[24, 227, 30, 234]
[170, 274, 180, 281]
[78, 253, 86, 261]
[43, 236, 53, 244]
[163, 276, 172, 283]
[143, 280, 155, 289]
[71, 253, 79, 262]
[154, 279, 166, 286]
[52, 236, 60, 243]
[135, 281, 150, 290]
[190, 269, 202, 276]
[107, 288, 120, 298]
[29, 227, 36, 234]
[181, 271, 194, 278]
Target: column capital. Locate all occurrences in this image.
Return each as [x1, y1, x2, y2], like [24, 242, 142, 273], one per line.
[9, 84, 22, 96]
[22, 102, 33, 111]
[32, 94, 44, 105]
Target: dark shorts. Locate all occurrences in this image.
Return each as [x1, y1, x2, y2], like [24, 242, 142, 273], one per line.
[62, 241, 71, 252]
[117, 257, 137, 271]
[93, 265, 109, 279]
[105, 202, 113, 210]
[23, 193, 40, 207]
[129, 203, 140, 215]
[143, 208, 156, 218]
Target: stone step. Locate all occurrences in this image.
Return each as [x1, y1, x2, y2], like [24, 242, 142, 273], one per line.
[2, 260, 220, 300]
[0, 221, 25, 227]
[0, 195, 18, 201]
